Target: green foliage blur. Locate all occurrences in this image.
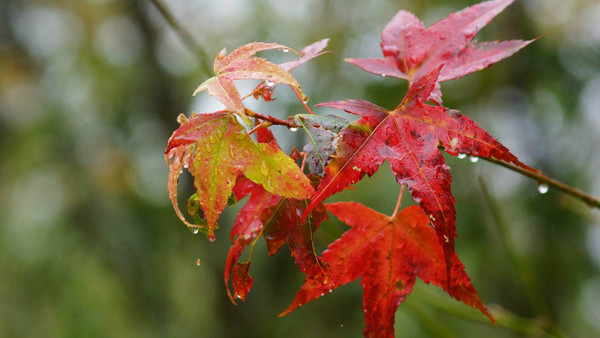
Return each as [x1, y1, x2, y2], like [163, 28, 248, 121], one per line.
[1, 0, 599, 336]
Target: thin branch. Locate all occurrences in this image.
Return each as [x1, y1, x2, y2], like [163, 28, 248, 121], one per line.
[482, 157, 600, 209]
[149, 0, 213, 76]
[245, 108, 296, 128]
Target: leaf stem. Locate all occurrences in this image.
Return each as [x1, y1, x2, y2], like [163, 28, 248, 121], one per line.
[482, 157, 600, 209]
[300, 152, 307, 172]
[291, 86, 314, 114]
[391, 185, 405, 219]
[248, 121, 272, 135]
[149, 0, 213, 77]
[245, 108, 295, 128]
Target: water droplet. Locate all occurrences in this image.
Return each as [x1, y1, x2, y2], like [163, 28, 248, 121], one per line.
[265, 80, 275, 87]
[183, 163, 188, 169]
[192, 227, 199, 234]
[282, 48, 290, 53]
[381, 74, 387, 77]
[469, 156, 479, 163]
[457, 153, 467, 159]
[443, 235, 449, 243]
[290, 127, 298, 132]
[208, 235, 216, 242]
[450, 137, 458, 148]
[340, 324, 344, 328]
[235, 294, 242, 299]
[537, 183, 549, 194]
[303, 97, 309, 104]
[195, 258, 202, 266]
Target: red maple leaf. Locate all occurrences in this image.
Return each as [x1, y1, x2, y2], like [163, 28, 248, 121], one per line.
[283, 201, 494, 337]
[346, 0, 533, 103]
[303, 66, 536, 281]
[224, 127, 329, 303]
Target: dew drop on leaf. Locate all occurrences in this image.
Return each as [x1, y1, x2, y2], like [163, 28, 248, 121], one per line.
[282, 48, 290, 53]
[457, 153, 467, 159]
[290, 127, 298, 132]
[381, 74, 387, 77]
[469, 156, 479, 163]
[265, 80, 275, 87]
[537, 183, 549, 194]
[191, 227, 199, 234]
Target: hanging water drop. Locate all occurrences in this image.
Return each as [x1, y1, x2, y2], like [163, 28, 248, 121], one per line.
[469, 156, 479, 163]
[191, 227, 199, 234]
[290, 127, 298, 132]
[381, 74, 387, 77]
[195, 258, 202, 266]
[457, 153, 467, 159]
[303, 97, 309, 104]
[208, 235, 216, 242]
[282, 48, 290, 53]
[265, 80, 275, 87]
[537, 183, 549, 194]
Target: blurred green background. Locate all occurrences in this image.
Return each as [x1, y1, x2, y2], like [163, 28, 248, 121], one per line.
[1, 0, 599, 336]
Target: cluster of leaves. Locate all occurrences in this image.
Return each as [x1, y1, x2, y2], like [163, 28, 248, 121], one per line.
[165, 0, 536, 336]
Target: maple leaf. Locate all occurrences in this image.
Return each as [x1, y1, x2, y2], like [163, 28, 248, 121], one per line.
[224, 176, 330, 304]
[193, 42, 308, 122]
[303, 66, 536, 281]
[225, 176, 279, 303]
[223, 127, 328, 303]
[165, 112, 314, 240]
[346, 0, 533, 102]
[253, 39, 330, 102]
[292, 114, 349, 176]
[283, 202, 494, 337]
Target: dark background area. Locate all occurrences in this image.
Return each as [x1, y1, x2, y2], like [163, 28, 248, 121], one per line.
[1, 0, 599, 336]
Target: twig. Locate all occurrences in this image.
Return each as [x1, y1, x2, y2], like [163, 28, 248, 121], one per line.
[149, 0, 213, 76]
[482, 157, 600, 209]
[245, 108, 296, 128]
